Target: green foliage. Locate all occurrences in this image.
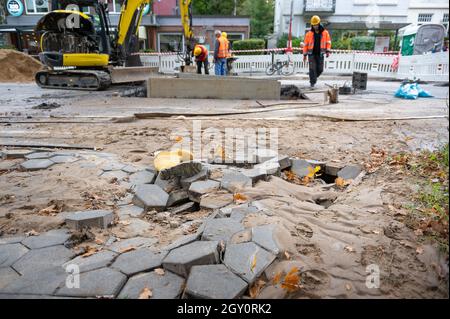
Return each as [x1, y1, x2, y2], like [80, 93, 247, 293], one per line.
[239, 0, 274, 38]
[350, 36, 375, 51]
[192, 0, 244, 15]
[232, 38, 265, 54]
[0, 45, 16, 50]
[276, 33, 303, 48]
[333, 38, 351, 50]
[0, 0, 6, 25]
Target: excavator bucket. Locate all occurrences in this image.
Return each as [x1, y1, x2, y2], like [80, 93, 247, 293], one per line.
[110, 66, 159, 84]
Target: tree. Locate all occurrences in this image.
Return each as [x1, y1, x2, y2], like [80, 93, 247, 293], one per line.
[0, 0, 7, 25]
[192, 0, 245, 15]
[239, 0, 274, 38]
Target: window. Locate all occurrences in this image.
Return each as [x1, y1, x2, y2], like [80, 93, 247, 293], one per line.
[418, 13, 433, 23]
[25, 0, 49, 14]
[158, 33, 183, 52]
[107, 0, 122, 14]
[443, 13, 449, 23]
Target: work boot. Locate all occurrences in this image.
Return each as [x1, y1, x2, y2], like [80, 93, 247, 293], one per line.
[159, 161, 203, 180]
[310, 83, 315, 89]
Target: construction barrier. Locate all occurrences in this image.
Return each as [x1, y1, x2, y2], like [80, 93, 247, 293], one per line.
[139, 50, 449, 82]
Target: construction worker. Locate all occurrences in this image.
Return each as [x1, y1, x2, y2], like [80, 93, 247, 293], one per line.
[193, 44, 209, 75]
[214, 30, 227, 76]
[303, 15, 331, 88]
[222, 32, 232, 75]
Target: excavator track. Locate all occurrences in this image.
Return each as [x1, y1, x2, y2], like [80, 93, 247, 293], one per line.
[35, 69, 112, 91]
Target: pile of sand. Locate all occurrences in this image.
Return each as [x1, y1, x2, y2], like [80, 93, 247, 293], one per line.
[0, 49, 43, 83]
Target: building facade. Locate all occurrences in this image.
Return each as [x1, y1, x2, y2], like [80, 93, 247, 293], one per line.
[0, 0, 250, 54]
[273, 0, 448, 40]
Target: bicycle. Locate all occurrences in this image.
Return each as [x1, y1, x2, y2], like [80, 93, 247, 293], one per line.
[265, 52, 296, 76]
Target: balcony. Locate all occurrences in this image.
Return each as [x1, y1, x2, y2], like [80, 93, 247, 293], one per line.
[304, 0, 336, 14]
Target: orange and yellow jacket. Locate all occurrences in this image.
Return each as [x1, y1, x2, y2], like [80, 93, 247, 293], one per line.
[303, 25, 331, 56]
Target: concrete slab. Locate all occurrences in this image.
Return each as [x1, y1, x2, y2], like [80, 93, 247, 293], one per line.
[20, 159, 55, 171]
[0, 267, 20, 290]
[201, 218, 245, 242]
[188, 180, 220, 202]
[106, 237, 158, 253]
[147, 77, 281, 100]
[200, 191, 234, 210]
[220, 171, 253, 193]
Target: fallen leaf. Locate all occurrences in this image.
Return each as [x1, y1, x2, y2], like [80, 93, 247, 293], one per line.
[272, 271, 283, 285]
[81, 246, 100, 258]
[335, 177, 349, 188]
[250, 254, 257, 272]
[249, 279, 266, 298]
[416, 246, 424, 255]
[154, 268, 165, 276]
[173, 136, 183, 143]
[234, 193, 248, 203]
[284, 251, 291, 260]
[414, 229, 423, 236]
[345, 283, 352, 291]
[138, 287, 153, 299]
[94, 237, 105, 245]
[120, 246, 136, 253]
[25, 230, 39, 237]
[281, 267, 301, 292]
[344, 245, 355, 253]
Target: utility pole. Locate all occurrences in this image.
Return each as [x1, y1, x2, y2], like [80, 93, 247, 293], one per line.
[286, 0, 294, 53]
[233, 0, 237, 16]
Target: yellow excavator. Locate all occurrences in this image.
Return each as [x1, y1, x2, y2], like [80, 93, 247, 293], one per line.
[35, 0, 194, 90]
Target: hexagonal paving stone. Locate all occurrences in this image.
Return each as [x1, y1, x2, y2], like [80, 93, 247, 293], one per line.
[50, 155, 79, 164]
[132, 184, 169, 211]
[185, 264, 248, 299]
[21, 229, 71, 249]
[255, 148, 278, 163]
[56, 267, 127, 298]
[0, 236, 25, 244]
[106, 237, 158, 253]
[101, 162, 125, 171]
[129, 170, 156, 187]
[111, 248, 167, 276]
[65, 210, 114, 230]
[24, 152, 55, 160]
[180, 167, 209, 189]
[117, 205, 145, 219]
[20, 159, 55, 171]
[201, 218, 244, 242]
[162, 241, 219, 277]
[188, 180, 220, 202]
[338, 165, 363, 180]
[200, 191, 234, 210]
[1, 149, 33, 159]
[1, 266, 67, 295]
[0, 243, 29, 268]
[223, 242, 276, 283]
[154, 173, 180, 193]
[12, 245, 76, 275]
[62, 250, 118, 273]
[121, 165, 138, 174]
[251, 224, 296, 257]
[0, 267, 20, 290]
[118, 270, 184, 299]
[230, 205, 260, 223]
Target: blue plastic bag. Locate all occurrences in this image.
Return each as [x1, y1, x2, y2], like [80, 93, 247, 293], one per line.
[394, 83, 434, 99]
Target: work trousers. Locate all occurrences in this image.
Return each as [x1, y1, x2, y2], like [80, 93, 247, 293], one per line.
[196, 60, 209, 75]
[308, 54, 324, 85]
[215, 58, 226, 76]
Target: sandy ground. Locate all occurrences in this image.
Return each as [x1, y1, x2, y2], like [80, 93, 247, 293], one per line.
[0, 78, 449, 298]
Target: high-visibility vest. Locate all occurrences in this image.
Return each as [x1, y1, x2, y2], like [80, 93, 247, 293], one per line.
[303, 29, 331, 55]
[196, 45, 208, 62]
[217, 36, 228, 58]
[224, 39, 231, 58]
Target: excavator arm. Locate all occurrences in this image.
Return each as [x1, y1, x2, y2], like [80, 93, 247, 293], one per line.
[179, 0, 195, 65]
[116, 0, 152, 66]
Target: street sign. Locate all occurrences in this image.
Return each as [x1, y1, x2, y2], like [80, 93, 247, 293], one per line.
[6, 0, 24, 17]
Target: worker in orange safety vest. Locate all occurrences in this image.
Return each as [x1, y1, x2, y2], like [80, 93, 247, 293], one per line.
[214, 30, 227, 76]
[303, 15, 331, 88]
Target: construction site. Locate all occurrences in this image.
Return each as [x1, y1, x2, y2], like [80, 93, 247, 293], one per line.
[0, 0, 449, 301]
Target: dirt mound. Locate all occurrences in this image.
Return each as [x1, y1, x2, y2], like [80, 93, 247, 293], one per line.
[0, 49, 43, 83]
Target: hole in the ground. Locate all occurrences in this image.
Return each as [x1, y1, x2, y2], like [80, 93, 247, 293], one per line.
[318, 173, 337, 184]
